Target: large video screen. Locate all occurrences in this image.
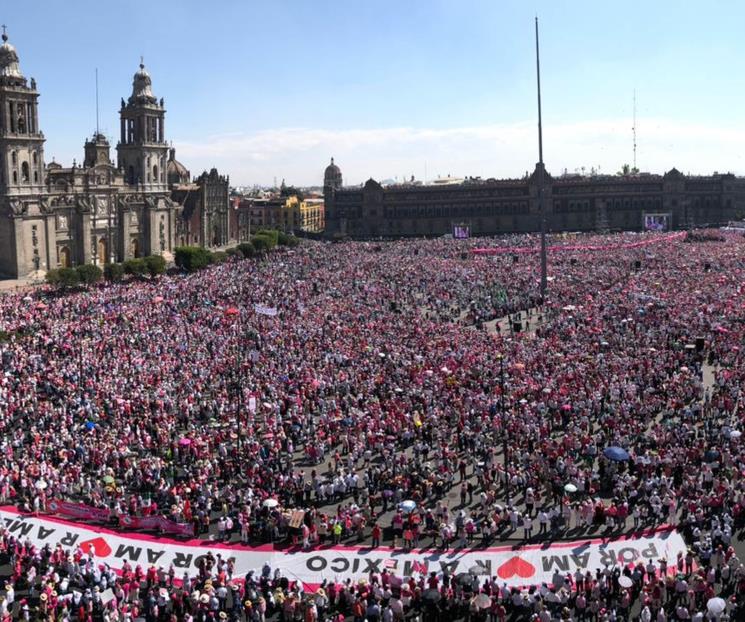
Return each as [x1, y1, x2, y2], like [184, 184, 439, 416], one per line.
[453, 224, 471, 239]
[643, 213, 671, 232]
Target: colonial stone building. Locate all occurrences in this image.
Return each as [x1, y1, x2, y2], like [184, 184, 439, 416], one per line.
[170, 161, 231, 248]
[0, 31, 179, 277]
[324, 160, 745, 239]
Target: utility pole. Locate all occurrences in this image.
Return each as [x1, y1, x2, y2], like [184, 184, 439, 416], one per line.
[95, 68, 100, 136]
[499, 355, 509, 497]
[632, 90, 637, 172]
[535, 17, 548, 301]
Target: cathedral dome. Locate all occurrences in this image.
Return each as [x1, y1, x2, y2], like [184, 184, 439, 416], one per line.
[0, 31, 23, 79]
[129, 61, 157, 105]
[324, 157, 342, 190]
[167, 148, 190, 186]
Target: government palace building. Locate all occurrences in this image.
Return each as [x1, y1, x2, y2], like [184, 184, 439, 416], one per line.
[0, 30, 180, 278]
[323, 159, 745, 239]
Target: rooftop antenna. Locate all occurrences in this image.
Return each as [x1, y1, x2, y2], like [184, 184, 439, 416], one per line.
[95, 68, 100, 136]
[535, 16, 547, 300]
[632, 89, 637, 171]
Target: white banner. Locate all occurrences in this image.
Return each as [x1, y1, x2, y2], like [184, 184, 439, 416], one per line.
[0, 508, 686, 588]
[254, 304, 278, 317]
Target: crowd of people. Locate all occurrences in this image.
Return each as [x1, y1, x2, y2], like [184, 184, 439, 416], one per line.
[0, 230, 743, 620]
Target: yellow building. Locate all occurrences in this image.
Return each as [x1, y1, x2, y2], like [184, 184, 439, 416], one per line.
[298, 197, 325, 233]
[283, 195, 325, 233]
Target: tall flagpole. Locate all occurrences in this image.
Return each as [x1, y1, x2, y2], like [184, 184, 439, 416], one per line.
[95, 68, 100, 136]
[535, 17, 547, 300]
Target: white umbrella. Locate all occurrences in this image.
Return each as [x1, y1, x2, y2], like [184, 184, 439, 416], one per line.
[262, 498, 279, 509]
[707, 597, 726, 615]
[564, 483, 578, 493]
[400, 500, 417, 513]
[730, 430, 741, 439]
[618, 575, 633, 588]
[35, 480, 48, 490]
[474, 593, 491, 609]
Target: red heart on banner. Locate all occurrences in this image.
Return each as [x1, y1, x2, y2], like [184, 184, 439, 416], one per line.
[79, 537, 112, 558]
[497, 556, 536, 579]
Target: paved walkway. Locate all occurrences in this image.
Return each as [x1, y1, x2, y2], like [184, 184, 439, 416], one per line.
[0, 272, 45, 294]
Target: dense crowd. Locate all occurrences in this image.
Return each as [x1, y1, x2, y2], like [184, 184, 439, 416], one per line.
[0, 230, 743, 620]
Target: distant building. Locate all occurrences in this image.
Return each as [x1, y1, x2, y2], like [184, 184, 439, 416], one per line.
[281, 195, 325, 233]
[231, 191, 325, 238]
[0, 30, 180, 277]
[324, 157, 342, 192]
[170, 158, 230, 248]
[298, 196, 324, 233]
[324, 159, 744, 238]
[231, 196, 283, 240]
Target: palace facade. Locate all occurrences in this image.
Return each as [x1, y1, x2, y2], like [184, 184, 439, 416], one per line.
[323, 159, 745, 238]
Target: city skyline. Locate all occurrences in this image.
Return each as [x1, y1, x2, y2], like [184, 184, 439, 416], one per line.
[4, 1, 745, 186]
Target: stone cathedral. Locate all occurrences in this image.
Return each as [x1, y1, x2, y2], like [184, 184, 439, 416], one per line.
[0, 30, 180, 278]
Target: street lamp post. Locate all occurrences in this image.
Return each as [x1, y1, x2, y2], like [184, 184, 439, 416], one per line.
[498, 355, 509, 497]
[79, 337, 88, 404]
[236, 283, 246, 451]
[535, 17, 548, 301]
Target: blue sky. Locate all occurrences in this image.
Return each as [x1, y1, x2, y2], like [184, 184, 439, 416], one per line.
[4, 1, 745, 185]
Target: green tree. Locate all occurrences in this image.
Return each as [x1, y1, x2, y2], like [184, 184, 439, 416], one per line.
[255, 229, 279, 246]
[236, 242, 255, 258]
[76, 264, 103, 286]
[618, 164, 640, 176]
[123, 258, 147, 277]
[174, 246, 211, 272]
[251, 234, 276, 252]
[277, 231, 300, 247]
[45, 269, 60, 286]
[104, 263, 125, 282]
[57, 267, 80, 289]
[144, 254, 167, 277]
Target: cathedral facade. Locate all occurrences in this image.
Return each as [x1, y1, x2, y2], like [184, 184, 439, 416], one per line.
[0, 31, 179, 278]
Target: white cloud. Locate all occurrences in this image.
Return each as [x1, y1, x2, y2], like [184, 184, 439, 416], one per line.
[175, 118, 745, 187]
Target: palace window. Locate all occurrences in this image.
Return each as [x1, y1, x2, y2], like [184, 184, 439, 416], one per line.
[21, 162, 29, 183]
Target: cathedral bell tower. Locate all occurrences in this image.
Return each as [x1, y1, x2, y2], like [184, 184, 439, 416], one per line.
[116, 59, 168, 192]
[0, 28, 46, 196]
